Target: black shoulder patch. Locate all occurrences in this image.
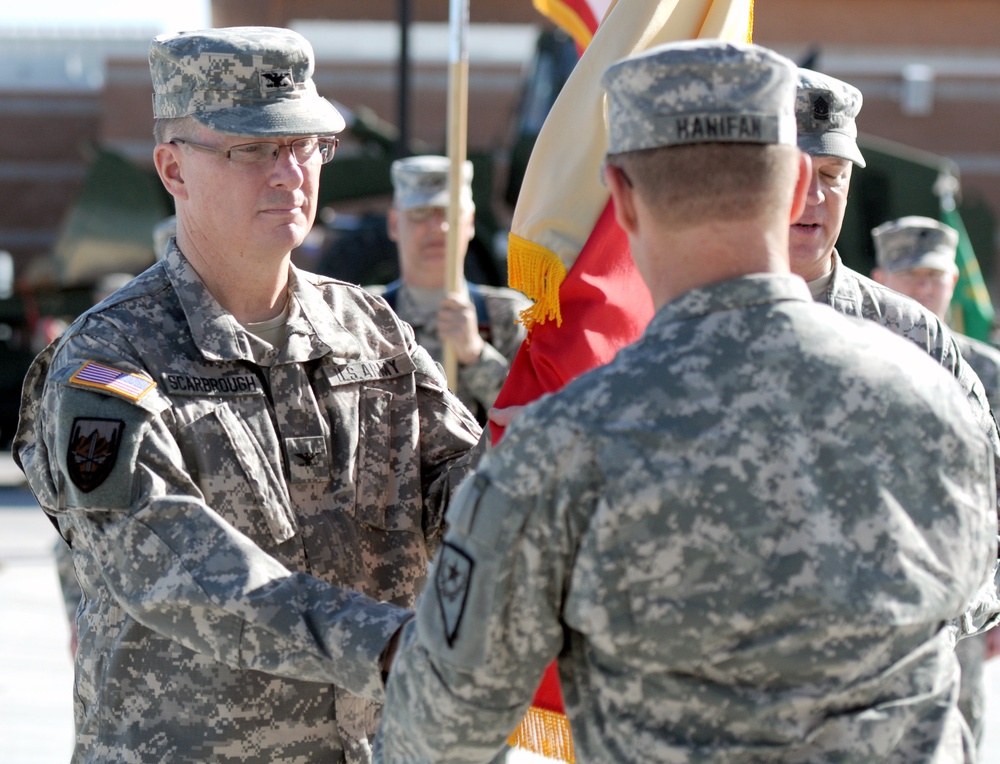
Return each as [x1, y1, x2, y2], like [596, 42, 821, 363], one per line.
[435, 541, 475, 647]
[66, 418, 125, 493]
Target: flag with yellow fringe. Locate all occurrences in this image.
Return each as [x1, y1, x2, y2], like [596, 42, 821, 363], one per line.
[492, 0, 756, 761]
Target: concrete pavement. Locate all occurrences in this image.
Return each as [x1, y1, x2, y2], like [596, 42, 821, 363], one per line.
[0, 451, 998, 762]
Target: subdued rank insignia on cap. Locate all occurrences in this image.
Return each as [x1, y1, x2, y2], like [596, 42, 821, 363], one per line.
[435, 541, 474, 647]
[812, 94, 830, 121]
[67, 417, 125, 493]
[69, 361, 156, 402]
[260, 69, 295, 95]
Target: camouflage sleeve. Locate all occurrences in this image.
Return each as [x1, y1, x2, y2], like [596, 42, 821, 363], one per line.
[20, 345, 413, 702]
[410, 342, 486, 547]
[52, 534, 82, 625]
[456, 342, 513, 411]
[375, 423, 590, 763]
[901, 313, 1000, 635]
[939, 334, 1000, 637]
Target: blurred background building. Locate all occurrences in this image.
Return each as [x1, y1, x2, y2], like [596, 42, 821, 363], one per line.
[0, 0, 998, 442]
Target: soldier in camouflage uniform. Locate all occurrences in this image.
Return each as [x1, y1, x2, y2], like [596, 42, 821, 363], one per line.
[871, 215, 1000, 746]
[790, 69, 1000, 464]
[367, 156, 530, 424]
[791, 70, 1000, 451]
[373, 40, 999, 763]
[14, 27, 482, 763]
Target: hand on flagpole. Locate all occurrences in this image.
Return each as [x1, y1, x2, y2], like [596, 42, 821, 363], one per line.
[438, 293, 484, 365]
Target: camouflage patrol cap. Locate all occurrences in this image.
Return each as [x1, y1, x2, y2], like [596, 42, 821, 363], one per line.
[871, 216, 959, 273]
[796, 69, 866, 168]
[149, 27, 345, 137]
[601, 40, 798, 154]
[390, 155, 474, 210]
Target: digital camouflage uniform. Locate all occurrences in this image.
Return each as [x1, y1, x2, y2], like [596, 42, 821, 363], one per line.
[375, 274, 996, 763]
[868, 215, 1000, 747]
[955, 334, 1000, 414]
[951, 330, 1000, 744]
[366, 282, 530, 420]
[800, 73, 1000, 749]
[15, 242, 482, 763]
[817, 252, 1000, 628]
[370, 155, 531, 422]
[376, 37, 999, 762]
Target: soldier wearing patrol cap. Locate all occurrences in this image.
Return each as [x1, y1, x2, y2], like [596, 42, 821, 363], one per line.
[14, 26, 483, 764]
[872, 215, 1000, 748]
[373, 39, 997, 763]
[871, 216, 961, 318]
[788, 69, 997, 452]
[367, 155, 530, 424]
[792, 69, 1000, 750]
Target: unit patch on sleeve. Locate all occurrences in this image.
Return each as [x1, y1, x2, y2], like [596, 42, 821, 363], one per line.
[66, 417, 125, 493]
[69, 362, 156, 402]
[435, 541, 475, 647]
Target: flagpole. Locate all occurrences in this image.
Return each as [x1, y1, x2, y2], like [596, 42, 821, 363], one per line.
[444, 0, 470, 391]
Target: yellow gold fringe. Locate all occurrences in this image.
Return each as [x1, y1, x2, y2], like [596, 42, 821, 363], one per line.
[746, 0, 755, 42]
[507, 233, 567, 332]
[508, 706, 576, 762]
[532, 0, 595, 50]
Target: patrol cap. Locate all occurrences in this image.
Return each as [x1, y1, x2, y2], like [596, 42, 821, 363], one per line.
[601, 40, 798, 154]
[796, 69, 866, 168]
[390, 155, 474, 210]
[149, 26, 346, 137]
[871, 216, 959, 273]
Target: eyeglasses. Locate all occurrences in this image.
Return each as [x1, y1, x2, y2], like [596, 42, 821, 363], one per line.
[169, 136, 339, 166]
[403, 206, 449, 223]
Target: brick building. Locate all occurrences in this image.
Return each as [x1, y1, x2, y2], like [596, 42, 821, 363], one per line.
[1, 0, 999, 291]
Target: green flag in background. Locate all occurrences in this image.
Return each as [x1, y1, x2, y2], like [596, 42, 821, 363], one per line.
[941, 192, 995, 342]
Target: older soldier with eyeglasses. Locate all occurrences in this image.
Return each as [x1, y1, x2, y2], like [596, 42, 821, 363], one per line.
[14, 26, 482, 764]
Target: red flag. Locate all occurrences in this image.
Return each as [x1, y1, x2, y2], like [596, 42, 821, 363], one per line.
[532, 0, 613, 50]
[498, 0, 755, 759]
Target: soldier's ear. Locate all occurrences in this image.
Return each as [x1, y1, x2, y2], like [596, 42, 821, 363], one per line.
[605, 163, 638, 235]
[789, 151, 812, 225]
[154, 142, 189, 201]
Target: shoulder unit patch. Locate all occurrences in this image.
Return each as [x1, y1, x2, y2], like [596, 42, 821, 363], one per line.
[66, 417, 125, 493]
[435, 541, 475, 647]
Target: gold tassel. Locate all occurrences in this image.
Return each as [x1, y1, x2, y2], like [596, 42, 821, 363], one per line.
[508, 706, 576, 762]
[507, 233, 567, 332]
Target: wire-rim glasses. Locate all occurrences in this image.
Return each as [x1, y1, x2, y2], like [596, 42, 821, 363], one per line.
[169, 136, 339, 166]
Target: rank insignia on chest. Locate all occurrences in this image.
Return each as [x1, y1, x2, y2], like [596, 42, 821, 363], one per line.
[435, 541, 475, 647]
[66, 418, 125, 493]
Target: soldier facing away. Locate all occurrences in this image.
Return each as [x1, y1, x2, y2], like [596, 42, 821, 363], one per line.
[373, 40, 999, 763]
[14, 26, 482, 763]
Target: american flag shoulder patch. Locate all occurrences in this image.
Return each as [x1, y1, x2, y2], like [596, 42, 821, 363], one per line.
[68, 362, 156, 402]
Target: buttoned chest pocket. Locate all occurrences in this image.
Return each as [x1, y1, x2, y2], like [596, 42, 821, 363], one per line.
[178, 401, 297, 547]
[355, 386, 408, 531]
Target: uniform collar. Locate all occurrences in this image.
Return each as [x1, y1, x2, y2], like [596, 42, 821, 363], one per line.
[654, 273, 812, 328]
[164, 241, 358, 364]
